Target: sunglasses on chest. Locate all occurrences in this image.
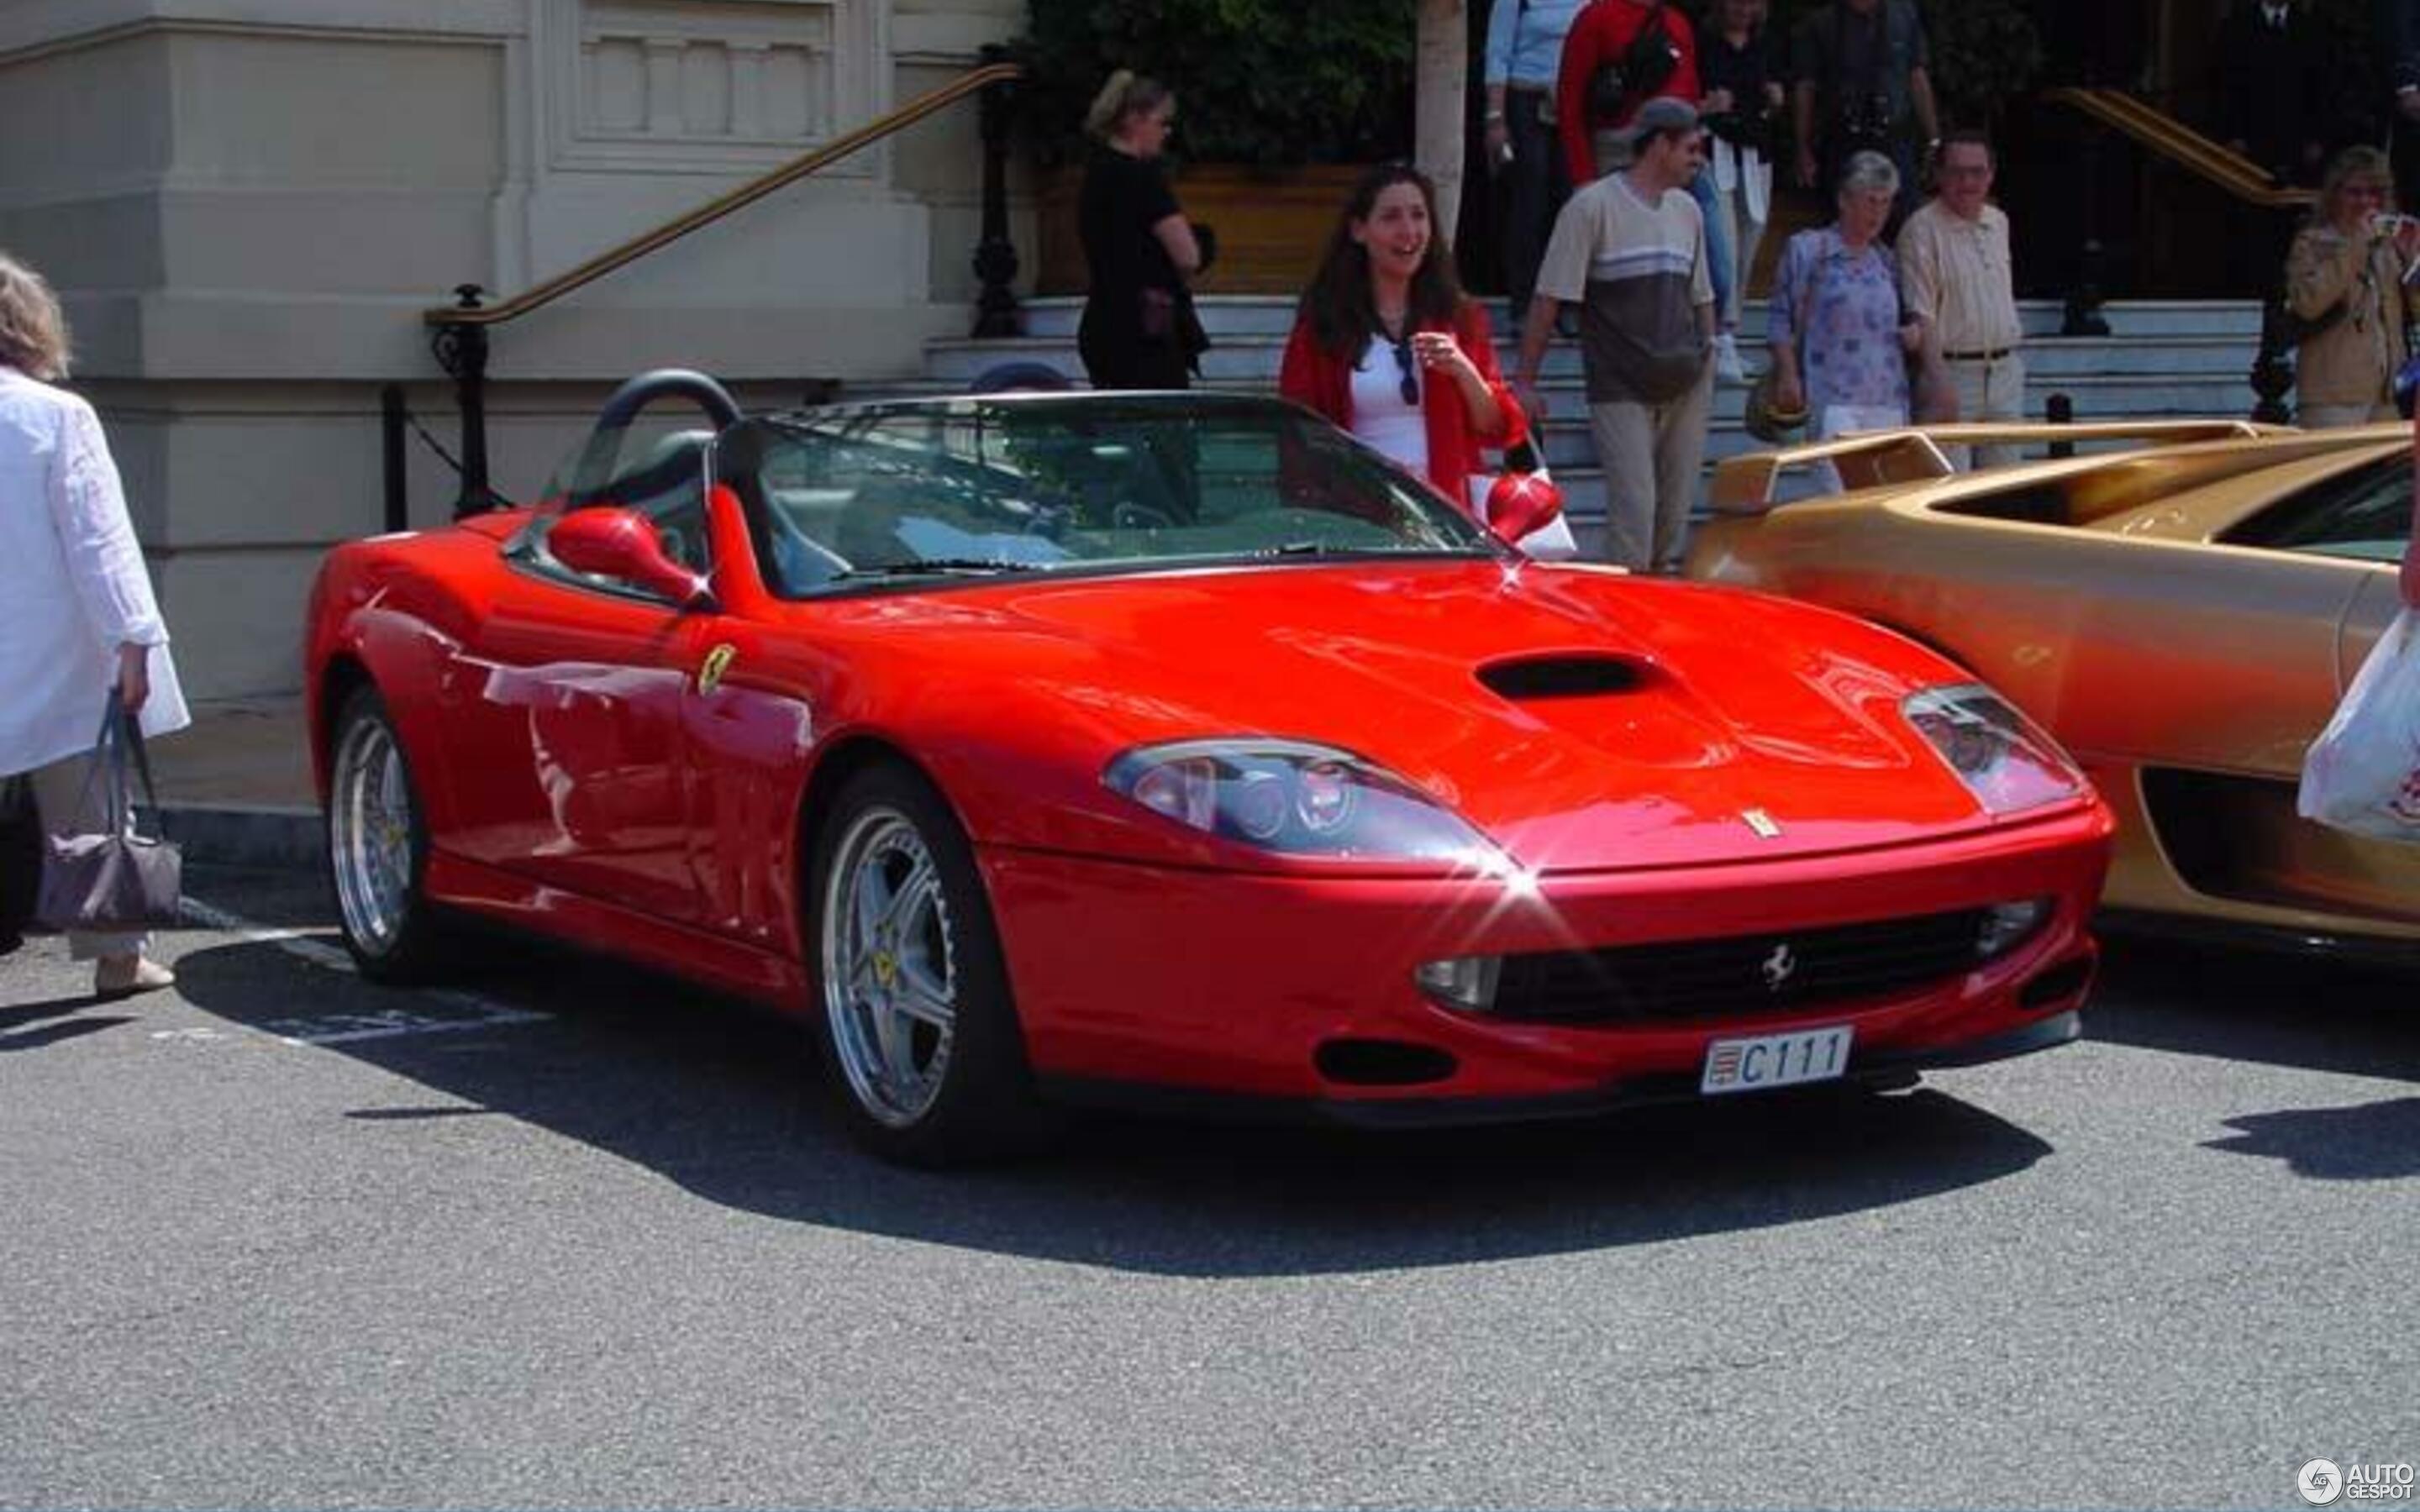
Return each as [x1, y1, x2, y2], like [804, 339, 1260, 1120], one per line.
[1388, 334, 1421, 406]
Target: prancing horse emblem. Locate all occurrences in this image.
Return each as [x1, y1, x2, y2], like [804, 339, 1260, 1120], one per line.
[697, 642, 737, 695]
[1742, 807, 1783, 839]
[1760, 942, 1797, 992]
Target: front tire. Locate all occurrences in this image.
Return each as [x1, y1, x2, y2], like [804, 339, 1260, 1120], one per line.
[809, 763, 1049, 1166]
[327, 685, 452, 982]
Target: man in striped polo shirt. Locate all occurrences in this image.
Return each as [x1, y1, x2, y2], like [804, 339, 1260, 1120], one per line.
[1514, 96, 1715, 573]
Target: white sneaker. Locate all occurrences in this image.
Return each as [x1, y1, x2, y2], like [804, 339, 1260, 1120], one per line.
[1714, 332, 1748, 386]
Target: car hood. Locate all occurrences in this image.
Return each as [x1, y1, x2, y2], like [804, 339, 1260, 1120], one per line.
[814, 560, 2041, 872]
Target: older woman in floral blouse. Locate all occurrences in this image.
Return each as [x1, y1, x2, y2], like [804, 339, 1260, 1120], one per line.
[1768, 151, 1922, 447]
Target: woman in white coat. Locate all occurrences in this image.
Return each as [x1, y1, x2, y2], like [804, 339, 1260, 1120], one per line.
[0, 250, 188, 997]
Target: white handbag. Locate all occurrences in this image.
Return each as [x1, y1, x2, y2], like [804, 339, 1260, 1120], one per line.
[2296, 607, 2420, 842]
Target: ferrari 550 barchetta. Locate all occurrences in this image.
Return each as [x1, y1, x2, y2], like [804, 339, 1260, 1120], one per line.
[307, 374, 2112, 1164]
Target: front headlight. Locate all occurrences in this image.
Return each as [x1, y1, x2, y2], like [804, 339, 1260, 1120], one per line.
[1104, 738, 1502, 864]
[1902, 684, 2086, 816]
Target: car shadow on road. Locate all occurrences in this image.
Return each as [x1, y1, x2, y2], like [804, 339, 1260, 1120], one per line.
[2087, 936, 2420, 1082]
[2202, 1097, 2420, 1180]
[169, 935, 2058, 1278]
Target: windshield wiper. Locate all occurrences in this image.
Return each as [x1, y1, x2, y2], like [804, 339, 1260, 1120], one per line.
[828, 558, 1052, 581]
[1253, 541, 1475, 559]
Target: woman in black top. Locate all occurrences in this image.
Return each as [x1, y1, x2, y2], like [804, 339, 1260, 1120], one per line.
[1077, 71, 1205, 389]
[1697, 0, 1783, 344]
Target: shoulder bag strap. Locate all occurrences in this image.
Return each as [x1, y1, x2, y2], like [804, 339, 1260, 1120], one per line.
[113, 699, 164, 837]
[68, 698, 120, 836]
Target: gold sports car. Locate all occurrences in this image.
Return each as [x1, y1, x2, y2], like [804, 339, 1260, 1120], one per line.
[1688, 420, 2417, 959]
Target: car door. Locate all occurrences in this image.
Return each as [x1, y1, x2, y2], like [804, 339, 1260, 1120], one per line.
[439, 447, 714, 927]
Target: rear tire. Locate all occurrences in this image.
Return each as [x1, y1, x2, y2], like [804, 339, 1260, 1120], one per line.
[808, 762, 1051, 1167]
[326, 686, 454, 983]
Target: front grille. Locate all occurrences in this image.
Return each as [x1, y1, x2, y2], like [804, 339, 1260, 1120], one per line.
[1491, 908, 1994, 1026]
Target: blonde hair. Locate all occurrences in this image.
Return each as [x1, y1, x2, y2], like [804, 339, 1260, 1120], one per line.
[0, 250, 70, 381]
[2320, 144, 2395, 220]
[1084, 70, 1171, 142]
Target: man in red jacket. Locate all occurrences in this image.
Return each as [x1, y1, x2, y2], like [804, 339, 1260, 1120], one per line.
[1557, 0, 1702, 185]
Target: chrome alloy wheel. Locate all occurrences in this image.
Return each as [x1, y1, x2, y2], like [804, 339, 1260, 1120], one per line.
[330, 714, 418, 956]
[820, 806, 960, 1128]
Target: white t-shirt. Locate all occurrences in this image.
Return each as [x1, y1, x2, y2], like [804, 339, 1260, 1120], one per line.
[1348, 336, 1428, 479]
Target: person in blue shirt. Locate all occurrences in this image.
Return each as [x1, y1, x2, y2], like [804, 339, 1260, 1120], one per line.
[1483, 0, 1588, 331]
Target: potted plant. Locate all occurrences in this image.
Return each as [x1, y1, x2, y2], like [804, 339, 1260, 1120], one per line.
[1012, 0, 1415, 293]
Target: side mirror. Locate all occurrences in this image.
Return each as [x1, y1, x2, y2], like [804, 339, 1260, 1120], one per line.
[549, 507, 713, 608]
[1483, 470, 1565, 547]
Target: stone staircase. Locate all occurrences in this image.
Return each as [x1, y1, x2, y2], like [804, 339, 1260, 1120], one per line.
[918, 296, 2265, 531]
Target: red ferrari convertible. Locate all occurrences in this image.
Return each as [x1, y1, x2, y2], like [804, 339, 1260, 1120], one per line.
[305, 371, 2112, 1164]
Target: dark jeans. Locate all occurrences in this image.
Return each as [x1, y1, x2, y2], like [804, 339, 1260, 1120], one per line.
[1500, 88, 1570, 319]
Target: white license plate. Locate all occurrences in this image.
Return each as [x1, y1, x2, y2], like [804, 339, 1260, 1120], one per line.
[1700, 1025, 1854, 1095]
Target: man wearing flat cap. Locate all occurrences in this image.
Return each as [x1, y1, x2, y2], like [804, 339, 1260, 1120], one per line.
[1515, 96, 1716, 572]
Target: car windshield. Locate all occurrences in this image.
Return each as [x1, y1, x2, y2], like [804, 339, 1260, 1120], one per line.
[2225, 453, 2415, 565]
[718, 396, 1500, 596]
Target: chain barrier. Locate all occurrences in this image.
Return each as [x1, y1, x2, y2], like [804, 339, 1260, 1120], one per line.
[400, 398, 466, 478]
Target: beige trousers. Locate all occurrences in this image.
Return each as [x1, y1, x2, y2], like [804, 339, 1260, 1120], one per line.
[24, 753, 148, 961]
[2298, 401, 2396, 428]
[1943, 354, 2028, 470]
[1587, 362, 1716, 573]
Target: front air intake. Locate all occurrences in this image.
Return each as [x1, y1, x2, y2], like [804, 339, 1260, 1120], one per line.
[1476, 655, 1644, 701]
[1314, 1038, 1459, 1087]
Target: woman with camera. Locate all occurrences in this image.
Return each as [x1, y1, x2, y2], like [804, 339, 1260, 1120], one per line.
[2286, 146, 2420, 428]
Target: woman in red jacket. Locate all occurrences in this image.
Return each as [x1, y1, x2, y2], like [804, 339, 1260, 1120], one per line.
[1278, 163, 1522, 512]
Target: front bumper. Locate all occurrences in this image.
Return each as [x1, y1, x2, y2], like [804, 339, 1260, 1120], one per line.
[981, 803, 2112, 1110]
[1039, 1010, 2081, 1129]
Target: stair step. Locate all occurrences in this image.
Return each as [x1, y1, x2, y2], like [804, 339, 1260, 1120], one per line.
[924, 335, 2259, 385]
[902, 294, 2272, 559]
[1008, 294, 2268, 341]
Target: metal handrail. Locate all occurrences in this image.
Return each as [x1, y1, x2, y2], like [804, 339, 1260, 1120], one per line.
[2041, 87, 2317, 211]
[423, 59, 1023, 328]
[2040, 86, 2317, 418]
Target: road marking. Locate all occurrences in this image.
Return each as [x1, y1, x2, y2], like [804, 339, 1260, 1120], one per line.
[176, 894, 552, 1046]
[180, 896, 354, 973]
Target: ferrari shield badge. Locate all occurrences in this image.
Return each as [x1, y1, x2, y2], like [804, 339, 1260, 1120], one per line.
[697, 643, 737, 695]
[1741, 807, 1783, 839]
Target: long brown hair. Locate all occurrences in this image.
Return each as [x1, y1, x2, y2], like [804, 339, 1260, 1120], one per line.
[1295, 163, 1468, 360]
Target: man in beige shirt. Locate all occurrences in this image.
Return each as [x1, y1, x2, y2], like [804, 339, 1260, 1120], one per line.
[1898, 130, 2023, 468]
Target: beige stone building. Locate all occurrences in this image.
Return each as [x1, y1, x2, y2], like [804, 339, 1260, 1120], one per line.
[0, 0, 1025, 698]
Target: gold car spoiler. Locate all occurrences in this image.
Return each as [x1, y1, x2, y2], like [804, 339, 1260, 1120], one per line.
[1707, 420, 2291, 515]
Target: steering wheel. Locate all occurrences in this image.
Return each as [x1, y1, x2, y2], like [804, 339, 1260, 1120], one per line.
[1107, 500, 1180, 531]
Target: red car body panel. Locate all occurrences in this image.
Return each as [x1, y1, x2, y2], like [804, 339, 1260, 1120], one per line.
[307, 467, 2114, 1116]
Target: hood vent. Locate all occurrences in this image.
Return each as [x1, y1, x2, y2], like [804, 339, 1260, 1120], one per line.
[1478, 655, 1646, 701]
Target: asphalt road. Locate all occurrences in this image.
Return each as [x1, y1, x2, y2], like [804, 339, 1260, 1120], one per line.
[3, 864, 2414, 1509]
